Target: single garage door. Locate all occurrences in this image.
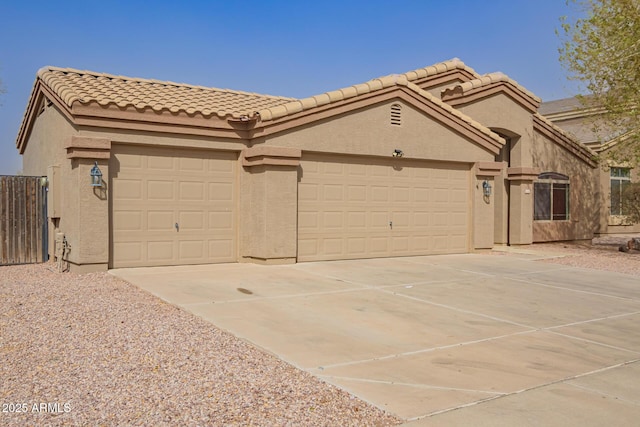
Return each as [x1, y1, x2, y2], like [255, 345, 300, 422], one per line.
[110, 145, 237, 268]
[298, 154, 470, 261]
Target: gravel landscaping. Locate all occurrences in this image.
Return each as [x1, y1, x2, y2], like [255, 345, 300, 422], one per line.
[0, 263, 401, 426]
[528, 235, 640, 276]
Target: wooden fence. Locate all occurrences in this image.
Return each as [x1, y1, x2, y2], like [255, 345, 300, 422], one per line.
[0, 176, 48, 265]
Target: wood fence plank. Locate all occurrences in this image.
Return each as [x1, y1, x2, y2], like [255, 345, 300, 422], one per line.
[0, 176, 47, 266]
[0, 178, 6, 264]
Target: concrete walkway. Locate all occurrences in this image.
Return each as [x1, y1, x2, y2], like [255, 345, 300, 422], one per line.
[110, 253, 640, 426]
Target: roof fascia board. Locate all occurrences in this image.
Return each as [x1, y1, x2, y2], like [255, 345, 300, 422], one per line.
[443, 82, 539, 113]
[73, 115, 251, 140]
[532, 114, 597, 167]
[596, 129, 638, 152]
[23, 90, 252, 141]
[70, 102, 245, 131]
[252, 86, 504, 155]
[542, 107, 603, 122]
[16, 81, 43, 153]
[17, 81, 80, 153]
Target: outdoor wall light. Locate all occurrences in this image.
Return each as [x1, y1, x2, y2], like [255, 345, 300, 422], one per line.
[392, 149, 404, 157]
[90, 161, 103, 187]
[482, 180, 492, 197]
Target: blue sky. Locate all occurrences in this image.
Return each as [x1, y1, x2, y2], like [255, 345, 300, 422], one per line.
[0, 0, 584, 175]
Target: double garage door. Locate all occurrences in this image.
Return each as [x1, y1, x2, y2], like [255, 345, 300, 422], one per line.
[298, 155, 470, 261]
[110, 145, 237, 268]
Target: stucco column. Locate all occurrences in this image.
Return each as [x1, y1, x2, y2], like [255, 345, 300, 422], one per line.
[507, 167, 538, 246]
[240, 146, 302, 264]
[473, 162, 503, 249]
[64, 136, 111, 272]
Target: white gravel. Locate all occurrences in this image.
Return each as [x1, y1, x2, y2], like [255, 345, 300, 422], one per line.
[0, 263, 401, 426]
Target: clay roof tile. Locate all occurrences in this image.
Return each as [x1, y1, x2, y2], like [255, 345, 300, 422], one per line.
[35, 66, 295, 118]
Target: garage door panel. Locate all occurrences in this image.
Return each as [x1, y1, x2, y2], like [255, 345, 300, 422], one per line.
[299, 183, 319, 201]
[180, 157, 205, 171]
[323, 239, 343, 255]
[209, 182, 233, 200]
[347, 212, 366, 228]
[113, 242, 143, 264]
[209, 239, 234, 258]
[148, 211, 172, 230]
[147, 155, 174, 170]
[179, 181, 205, 201]
[372, 186, 390, 201]
[298, 155, 469, 261]
[209, 211, 234, 229]
[179, 240, 205, 260]
[114, 179, 142, 199]
[371, 211, 389, 228]
[147, 241, 173, 261]
[392, 236, 409, 251]
[347, 238, 366, 254]
[393, 187, 410, 203]
[370, 237, 389, 254]
[113, 211, 142, 231]
[178, 211, 205, 230]
[111, 145, 237, 268]
[147, 180, 174, 200]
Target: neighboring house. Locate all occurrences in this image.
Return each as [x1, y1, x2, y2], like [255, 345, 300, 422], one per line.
[16, 59, 598, 272]
[540, 98, 640, 235]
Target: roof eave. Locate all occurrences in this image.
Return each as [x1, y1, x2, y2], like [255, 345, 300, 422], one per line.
[532, 114, 598, 168]
[442, 81, 541, 114]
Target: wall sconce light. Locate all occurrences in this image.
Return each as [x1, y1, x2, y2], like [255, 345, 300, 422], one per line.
[482, 180, 492, 197]
[90, 161, 103, 187]
[392, 149, 404, 157]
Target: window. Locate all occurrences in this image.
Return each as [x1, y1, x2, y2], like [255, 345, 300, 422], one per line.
[610, 167, 631, 215]
[534, 172, 570, 221]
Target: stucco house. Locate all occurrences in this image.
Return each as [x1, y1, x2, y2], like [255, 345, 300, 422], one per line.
[540, 97, 640, 236]
[16, 59, 599, 272]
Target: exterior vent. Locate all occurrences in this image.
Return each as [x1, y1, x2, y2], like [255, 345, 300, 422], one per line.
[390, 104, 402, 126]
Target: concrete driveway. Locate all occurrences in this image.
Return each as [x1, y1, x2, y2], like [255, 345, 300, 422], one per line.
[110, 253, 640, 426]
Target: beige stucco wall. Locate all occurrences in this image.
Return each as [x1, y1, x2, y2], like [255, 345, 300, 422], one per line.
[240, 164, 298, 263]
[452, 93, 534, 168]
[265, 100, 496, 164]
[22, 103, 79, 264]
[452, 93, 537, 245]
[22, 103, 73, 176]
[531, 131, 599, 242]
[23, 105, 112, 271]
[472, 175, 497, 249]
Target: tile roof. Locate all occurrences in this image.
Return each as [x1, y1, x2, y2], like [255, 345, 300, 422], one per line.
[37, 66, 295, 118]
[442, 72, 541, 106]
[256, 73, 504, 148]
[401, 58, 480, 82]
[538, 96, 585, 115]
